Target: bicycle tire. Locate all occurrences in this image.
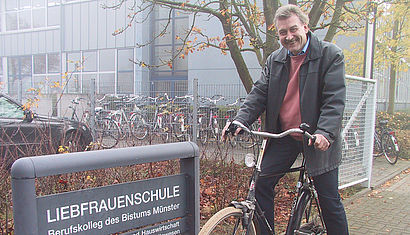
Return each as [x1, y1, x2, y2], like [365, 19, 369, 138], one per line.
[172, 119, 186, 141]
[381, 133, 399, 164]
[198, 128, 208, 144]
[95, 118, 120, 149]
[199, 207, 257, 235]
[130, 114, 148, 140]
[287, 190, 324, 235]
[373, 132, 382, 156]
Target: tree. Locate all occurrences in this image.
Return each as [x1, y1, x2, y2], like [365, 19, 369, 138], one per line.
[106, 0, 368, 93]
[343, 0, 409, 113]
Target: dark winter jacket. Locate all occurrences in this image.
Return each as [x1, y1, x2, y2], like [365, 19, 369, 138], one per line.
[235, 31, 346, 176]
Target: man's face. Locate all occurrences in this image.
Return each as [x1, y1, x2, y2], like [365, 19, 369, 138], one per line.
[276, 14, 309, 55]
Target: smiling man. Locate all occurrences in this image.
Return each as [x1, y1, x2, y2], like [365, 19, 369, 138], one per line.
[222, 4, 349, 234]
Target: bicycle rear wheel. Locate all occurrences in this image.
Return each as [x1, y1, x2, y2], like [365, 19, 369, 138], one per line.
[287, 190, 325, 235]
[199, 207, 257, 235]
[130, 114, 148, 140]
[95, 118, 120, 149]
[381, 133, 399, 164]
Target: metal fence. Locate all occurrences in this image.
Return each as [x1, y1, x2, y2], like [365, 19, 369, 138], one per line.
[14, 76, 376, 189]
[339, 75, 376, 188]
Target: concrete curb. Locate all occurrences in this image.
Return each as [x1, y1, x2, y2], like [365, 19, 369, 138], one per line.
[343, 162, 410, 205]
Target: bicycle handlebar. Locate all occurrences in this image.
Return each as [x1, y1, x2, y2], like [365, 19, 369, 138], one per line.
[231, 120, 316, 141]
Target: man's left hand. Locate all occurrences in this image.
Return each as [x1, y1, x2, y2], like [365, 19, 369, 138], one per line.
[308, 134, 330, 151]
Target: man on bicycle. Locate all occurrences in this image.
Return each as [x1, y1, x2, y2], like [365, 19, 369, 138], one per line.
[222, 4, 349, 234]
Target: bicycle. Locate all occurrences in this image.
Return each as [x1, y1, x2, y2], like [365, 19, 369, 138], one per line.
[82, 97, 121, 149]
[197, 95, 225, 144]
[171, 95, 194, 142]
[68, 97, 86, 122]
[199, 120, 326, 235]
[92, 107, 121, 149]
[109, 96, 148, 145]
[142, 94, 175, 143]
[373, 119, 399, 165]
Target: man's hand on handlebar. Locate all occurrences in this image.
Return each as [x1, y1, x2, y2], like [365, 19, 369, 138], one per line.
[308, 134, 330, 151]
[221, 121, 243, 141]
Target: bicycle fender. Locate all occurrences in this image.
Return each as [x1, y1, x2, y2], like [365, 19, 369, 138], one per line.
[229, 201, 255, 211]
[230, 201, 245, 209]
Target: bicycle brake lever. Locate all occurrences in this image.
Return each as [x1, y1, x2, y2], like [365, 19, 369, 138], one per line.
[231, 120, 248, 134]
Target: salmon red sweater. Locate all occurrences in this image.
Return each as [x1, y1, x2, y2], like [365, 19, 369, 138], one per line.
[279, 53, 307, 140]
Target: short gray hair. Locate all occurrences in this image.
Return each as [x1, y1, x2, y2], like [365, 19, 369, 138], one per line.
[274, 4, 309, 26]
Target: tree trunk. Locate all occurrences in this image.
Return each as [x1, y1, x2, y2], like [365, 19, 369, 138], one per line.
[228, 42, 254, 93]
[387, 64, 397, 114]
[219, 14, 254, 93]
[308, 0, 326, 30]
[324, 0, 345, 42]
[387, 20, 399, 114]
[263, 0, 280, 63]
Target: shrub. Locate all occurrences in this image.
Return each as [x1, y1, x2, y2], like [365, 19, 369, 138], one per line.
[376, 111, 410, 159]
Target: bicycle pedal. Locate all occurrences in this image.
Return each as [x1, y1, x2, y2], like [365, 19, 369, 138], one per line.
[294, 230, 314, 235]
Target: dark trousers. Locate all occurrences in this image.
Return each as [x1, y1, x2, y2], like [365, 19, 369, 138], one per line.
[255, 136, 349, 235]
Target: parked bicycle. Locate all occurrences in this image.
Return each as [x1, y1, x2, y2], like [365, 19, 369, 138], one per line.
[199, 121, 325, 235]
[82, 96, 121, 149]
[109, 96, 148, 146]
[197, 95, 225, 144]
[373, 119, 399, 164]
[171, 95, 194, 141]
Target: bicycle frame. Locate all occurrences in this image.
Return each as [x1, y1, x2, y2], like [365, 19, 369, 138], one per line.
[228, 121, 326, 235]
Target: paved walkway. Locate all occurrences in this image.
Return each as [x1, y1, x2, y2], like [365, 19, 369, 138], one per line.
[344, 157, 410, 234]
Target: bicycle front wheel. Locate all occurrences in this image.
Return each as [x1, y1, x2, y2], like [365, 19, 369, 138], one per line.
[199, 207, 257, 235]
[381, 133, 399, 164]
[287, 190, 325, 235]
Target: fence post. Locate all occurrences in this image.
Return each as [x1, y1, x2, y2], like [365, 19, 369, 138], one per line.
[90, 78, 96, 136]
[193, 78, 198, 143]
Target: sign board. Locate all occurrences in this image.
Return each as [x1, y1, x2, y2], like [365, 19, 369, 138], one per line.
[37, 175, 187, 235]
[11, 142, 199, 235]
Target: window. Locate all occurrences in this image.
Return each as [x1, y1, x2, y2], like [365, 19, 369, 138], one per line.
[99, 73, 115, 94]
[99, 49, 115, 71]
[48, 6, 60, 26]
[48, 53, 60, 73]
[8, 58, 19, 76]
[48, 75, 61, 94]
[20, 56, 32, 75]
[34, 54, 46, 74]
[82, 73, 96, 93]
[3, 0, 48, 32]
[0, 59, 3, 75]
[33, 8, 45, 28]
[18, 10, 31, 29]
[6, 1, 18, 11]
[83, 51, 97, 72]
[21, 75, 32, 93]
[6, 12, 18, 31]
[65, 73, 80, 93]
[118, 49, 133, 71]
[33, 75, 47, 91]
[151, 7, 188, 81]
[117, 72, 133, 94]
[0, 59, 3, 91]
[0, 97, 24, 118]
[67, 52, 81, 72]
